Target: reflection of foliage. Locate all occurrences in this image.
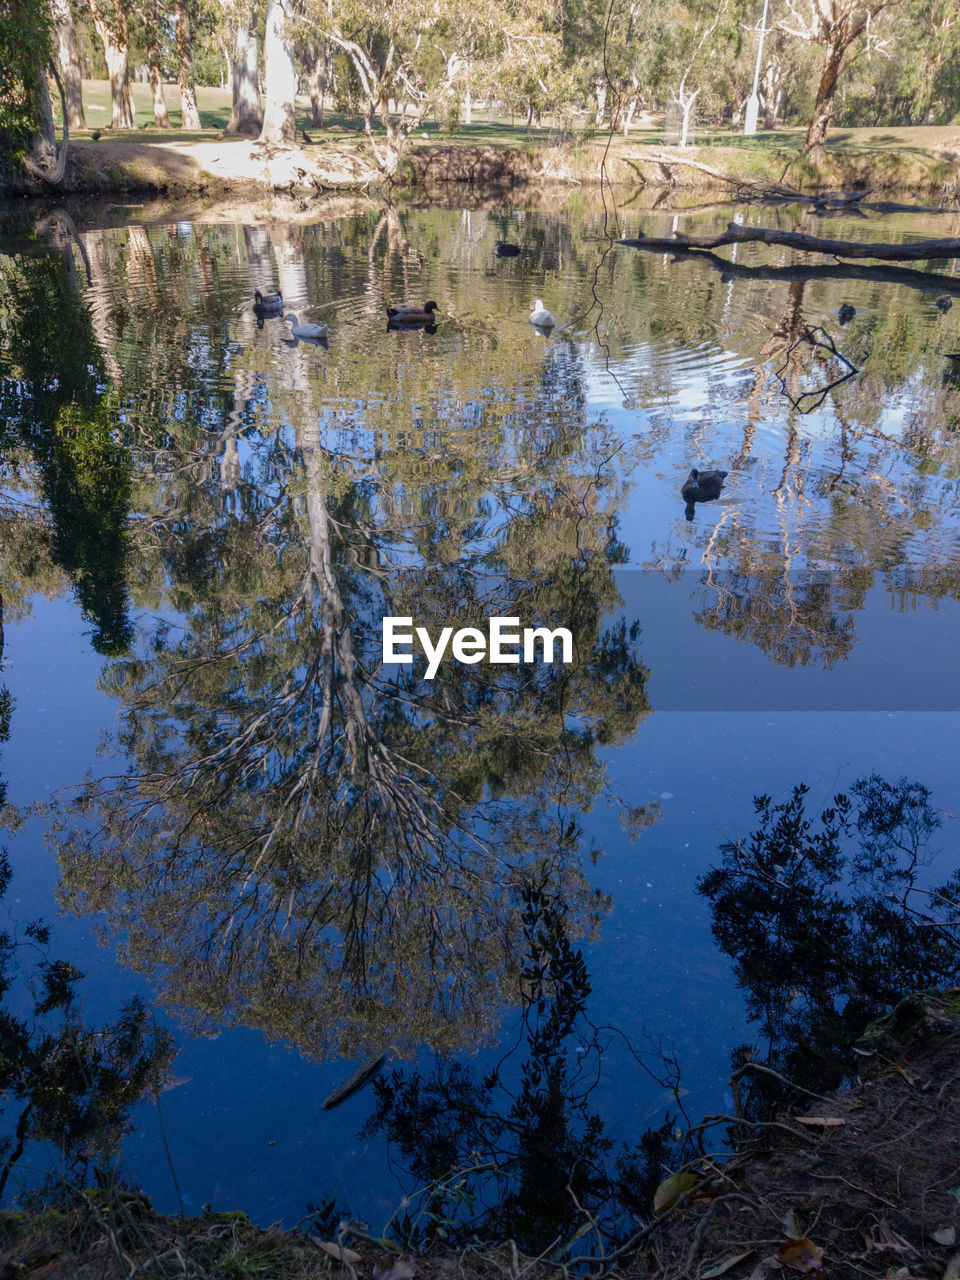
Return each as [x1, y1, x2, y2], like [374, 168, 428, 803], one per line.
[362, 884, 676, 1256]
[0, 592, 9, 810]
[0, 852, 173, 1202]
[54, 341, 649, 1060]
[699, 775, 960, 1112]
[0, 246, 132, 654]
[692, 571, 865, 669]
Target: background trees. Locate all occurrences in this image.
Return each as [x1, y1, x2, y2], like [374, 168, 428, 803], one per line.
[3, 0, 960, 180]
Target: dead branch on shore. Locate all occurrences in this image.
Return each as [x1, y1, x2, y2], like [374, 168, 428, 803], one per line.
[639, 150, 807, 200]
[621, 220, 960, 260]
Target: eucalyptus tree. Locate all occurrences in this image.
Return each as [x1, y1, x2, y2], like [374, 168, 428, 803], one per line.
[87, 0, 136, 129]
[0, 0, 57, 173]
[776, 0, 902, 163]
[49, 0, 86, 130]
[295, 0, 556, 173]
[142, 0, 171, 127]
[225, 0, 263, 134]
[260, 0, 298, 144]
[175, 0, 202, 129]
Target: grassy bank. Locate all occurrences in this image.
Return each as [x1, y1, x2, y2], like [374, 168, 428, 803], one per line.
[10, 79, 960, 200]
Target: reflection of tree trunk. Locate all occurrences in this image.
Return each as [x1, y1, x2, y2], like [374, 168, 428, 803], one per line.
[273, 224, 309, 312]
[259, 0, 297, 146]
[227, 0, 262, 135]
[175, 0, 202, 130]
[300, 421, 377, 781]
[242, 224, 277, 295]
[125, 226, 160, 302]
[145, 0, 170, 127]
[90, 3, 136, 129]
[51, 0, 86, 130]
[78, 229, 123, 380]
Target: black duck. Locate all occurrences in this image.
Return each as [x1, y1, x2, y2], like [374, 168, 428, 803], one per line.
[681, 468, 727, 518]
[254, 289, 284, 314]
[495, 241, 521, 257]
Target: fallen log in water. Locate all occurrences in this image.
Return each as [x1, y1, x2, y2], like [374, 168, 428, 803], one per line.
[620, 222, 960, 261]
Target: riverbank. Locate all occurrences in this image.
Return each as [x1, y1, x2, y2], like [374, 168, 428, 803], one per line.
[5, 77, 960, 200]
[2, 990, 957, 1280]
[8, 127, 960, 200]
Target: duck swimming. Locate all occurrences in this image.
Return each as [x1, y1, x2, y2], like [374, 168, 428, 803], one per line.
[936, 295, 953, 313]
[681, 468, 727, 519]
[386, 301, 439, 321]
[529, 299, 556, 328]
[254, 289, 283, 314]
[495, 240, 521, 257]
[284, 313, 328, 341]
[838, 303, 856, 324]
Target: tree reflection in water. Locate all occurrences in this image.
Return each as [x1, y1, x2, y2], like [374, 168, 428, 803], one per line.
[53, 360, 650, 1062]
[360, 881, 678, 1255]
[699, 774, 960, 1117]
[358, 774, 959, 1256]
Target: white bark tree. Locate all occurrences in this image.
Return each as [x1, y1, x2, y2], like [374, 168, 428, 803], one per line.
[672, 0, 733, 147]
[259, 0, 297, 146]
[226, 0, 263, 135]
[145, 0, 170, 127]
[88, 0, 136, 129]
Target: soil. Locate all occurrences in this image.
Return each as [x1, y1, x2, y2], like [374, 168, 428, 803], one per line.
[631, 989, 960, 1280]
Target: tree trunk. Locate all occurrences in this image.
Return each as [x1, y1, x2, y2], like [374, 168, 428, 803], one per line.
[90, 4, 136, 129]
[594, 80, 606, 125]
[259, 0, 297, 146]
[679, 89, 698, 147]
[145, 0, 170, 127]
[227, 0, 262, 135]
[220, 37, 233, 93]
[26, 67, 59, 173]
[802, 39, 846, 166]
[377, 88, 403, 178]
[760, 54, 783, 130]
[464, 60, 472, 125]
[50, 0, 85, 130]
[307, 45, 327, 128]
[175, 0, 202, 130]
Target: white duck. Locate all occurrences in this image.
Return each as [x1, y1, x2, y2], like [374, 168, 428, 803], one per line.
[284, 313, 328, 341]
[529, 298, 556, 328]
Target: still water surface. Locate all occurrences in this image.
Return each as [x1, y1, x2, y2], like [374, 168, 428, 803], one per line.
[0, 196, 958, 1236]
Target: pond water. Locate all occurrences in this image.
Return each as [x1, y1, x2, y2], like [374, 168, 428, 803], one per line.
[0, 194, 958, 1246]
